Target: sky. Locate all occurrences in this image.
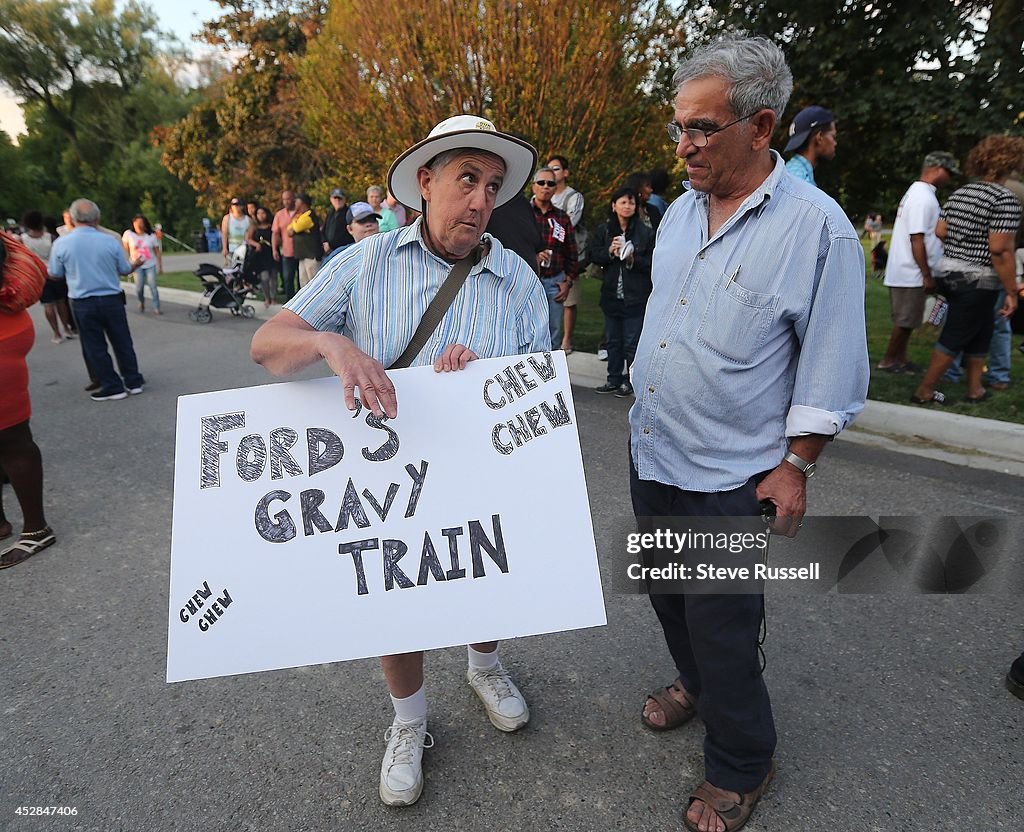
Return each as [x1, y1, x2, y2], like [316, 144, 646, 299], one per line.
[0, 0, 221, 140]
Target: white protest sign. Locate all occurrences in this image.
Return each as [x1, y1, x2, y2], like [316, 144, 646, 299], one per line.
[166, 351, 605, 682]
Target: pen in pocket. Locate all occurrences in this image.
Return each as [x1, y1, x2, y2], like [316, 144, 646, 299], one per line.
[728, 265, 742, 284]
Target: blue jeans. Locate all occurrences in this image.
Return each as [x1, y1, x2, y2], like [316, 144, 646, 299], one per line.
[942, 289, 1010, 384]
[280, 256, 298, 301]
[70, 294, 144, 394]
[134, 265, 160, 310]
[539, 273, 564, 350]
[602, 299, 644, 386]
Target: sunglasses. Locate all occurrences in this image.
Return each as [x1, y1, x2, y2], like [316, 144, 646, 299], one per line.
[534, 180, 557, 188]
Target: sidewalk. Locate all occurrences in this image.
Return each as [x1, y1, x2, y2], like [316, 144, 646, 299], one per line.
[137, 280, 1024, 477]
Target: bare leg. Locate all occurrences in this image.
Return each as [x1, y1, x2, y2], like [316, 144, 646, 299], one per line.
[57, 299, 77, 335]
[380, 651, 425, 698]
[880, 326, 912, 367]
[561, 306, 577, 351]
[0, 421, 46, 532]
[43, 305, 63, 342]
[964, 355, 986, 399]
[914, 349, 956, 400]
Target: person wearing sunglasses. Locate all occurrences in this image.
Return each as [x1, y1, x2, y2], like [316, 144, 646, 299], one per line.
[630, 34, 868, 832]
[530, 167, 578, 350]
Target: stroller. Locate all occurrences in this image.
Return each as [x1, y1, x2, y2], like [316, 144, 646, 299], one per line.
[189, 245, 258, 323]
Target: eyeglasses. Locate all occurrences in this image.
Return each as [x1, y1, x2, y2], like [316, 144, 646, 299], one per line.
[534, 180, 557, 188]
[548, 166, 562, 172]
[666, 111, 759, 147]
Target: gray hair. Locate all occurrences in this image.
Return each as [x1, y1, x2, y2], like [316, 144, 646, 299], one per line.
[366, 184, 384, 197]
[673, 33, 793, 119]
[69, 198, 101, 224]
[534, 166, 556, 179]
[426, 148, 506, 177]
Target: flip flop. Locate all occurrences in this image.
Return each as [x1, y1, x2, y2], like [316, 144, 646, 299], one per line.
[642, 678, 697, 731]
[964, 390, 992, 403]
[909, 391, 946, 405]
[0, 527, 57, 569]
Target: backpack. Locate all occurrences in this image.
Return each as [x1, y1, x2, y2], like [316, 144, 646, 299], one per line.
[0, 231, 48, 314]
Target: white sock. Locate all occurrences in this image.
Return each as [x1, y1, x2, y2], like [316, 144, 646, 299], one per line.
[390, 685, 427, 724]
[467, 645, 500, 672]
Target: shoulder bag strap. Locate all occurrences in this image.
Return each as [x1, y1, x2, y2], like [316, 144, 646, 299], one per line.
[388, 242, 486, 370]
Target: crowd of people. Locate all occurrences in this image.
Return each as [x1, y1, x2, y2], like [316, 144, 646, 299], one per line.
[3, 29, 1024, 832]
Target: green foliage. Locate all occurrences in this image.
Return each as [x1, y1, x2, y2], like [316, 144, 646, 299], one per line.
[675, 1, 1024, 220]
[0, 0, 204, 236]
[160, 0, 328, 211]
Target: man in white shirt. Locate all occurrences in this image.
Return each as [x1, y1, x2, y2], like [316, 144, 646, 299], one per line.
[879, 152, 959, 372]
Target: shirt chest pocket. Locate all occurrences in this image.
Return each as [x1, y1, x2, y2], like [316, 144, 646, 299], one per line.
[696, 276, 779, 365]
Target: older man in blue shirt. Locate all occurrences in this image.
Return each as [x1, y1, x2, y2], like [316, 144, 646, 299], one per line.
[49, 199, 146, 401]
[631, 35, 868, 832]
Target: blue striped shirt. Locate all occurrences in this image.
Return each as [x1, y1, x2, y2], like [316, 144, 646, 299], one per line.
[629, 151, 869, 493]
[785, 153, 815, 185]
[285, 218, 550, 366]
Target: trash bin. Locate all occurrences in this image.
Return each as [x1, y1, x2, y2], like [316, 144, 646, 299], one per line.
[192, 230, 208, 253]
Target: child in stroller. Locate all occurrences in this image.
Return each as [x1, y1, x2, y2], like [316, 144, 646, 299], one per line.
[189, 244, 259, 323]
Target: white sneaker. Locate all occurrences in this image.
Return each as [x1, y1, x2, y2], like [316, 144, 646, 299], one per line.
[379, 718, 433, 806]
[128, 385, 144, 395]
[467, 663, 530, 732]
[597, 348, 608, 361]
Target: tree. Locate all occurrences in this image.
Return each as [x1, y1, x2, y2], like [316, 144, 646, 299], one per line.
[675, 1, 1023, 219]
[297, 0, 683, 215]
[160, 0, 328, 211]
[0, 0, 162, 158]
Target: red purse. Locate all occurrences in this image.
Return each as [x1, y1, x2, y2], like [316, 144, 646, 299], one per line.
[0, 230, 48, 313]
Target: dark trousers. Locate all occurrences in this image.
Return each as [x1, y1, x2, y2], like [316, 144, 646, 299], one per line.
[279, 256, 298, 301]
[629, 456, 776, 793]
[70, 294, 144, 394]
[601, 299, 644, 386]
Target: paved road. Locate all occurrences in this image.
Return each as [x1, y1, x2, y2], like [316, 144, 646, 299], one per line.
[2, 299, 1022, 831]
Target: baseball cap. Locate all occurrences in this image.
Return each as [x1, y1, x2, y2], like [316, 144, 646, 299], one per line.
[784, 106, 834, 153]
[330, 188, 346, 198]
[346, 202, 381, 223]
[922, 151, 961, 176]
[229, 197, 243, 206]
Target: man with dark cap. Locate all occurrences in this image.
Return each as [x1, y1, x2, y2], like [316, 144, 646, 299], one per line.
[322, 188, 355, 255]
[783, 105, 836, 186]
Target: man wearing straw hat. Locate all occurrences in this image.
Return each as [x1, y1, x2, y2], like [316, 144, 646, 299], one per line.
[251, 115, 549, 806]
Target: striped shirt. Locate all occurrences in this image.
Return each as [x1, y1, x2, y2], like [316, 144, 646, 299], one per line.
[285, 218, 551, 367]
[630, 151, 869, 493]
[939, 182, 1022, 267]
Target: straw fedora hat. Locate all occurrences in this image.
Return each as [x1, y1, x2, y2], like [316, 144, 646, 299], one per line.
[387, 115, 537, 210]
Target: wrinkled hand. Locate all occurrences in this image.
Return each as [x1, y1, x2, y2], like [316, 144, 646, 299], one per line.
[319, 335, 397, 418]
[999, 292, 1018, 318]
[434, 343, 478, 372]
[754, 463, 807, 538]
[554, 280, 571, 303]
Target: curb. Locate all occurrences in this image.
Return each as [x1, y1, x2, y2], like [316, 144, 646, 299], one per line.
[145, 282, 1023, 476]
[565, 351, 1024, 476]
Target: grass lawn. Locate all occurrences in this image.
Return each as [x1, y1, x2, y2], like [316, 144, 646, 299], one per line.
[151, 252, 1024, 424]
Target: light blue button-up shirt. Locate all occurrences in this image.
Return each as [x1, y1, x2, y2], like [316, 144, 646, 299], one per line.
[629, 151, 869, 493]
[48, 226, 134, 299]
[785, 153, 815, 185]
[286, 218, 550, 367]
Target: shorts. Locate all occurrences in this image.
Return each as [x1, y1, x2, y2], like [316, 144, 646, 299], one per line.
[936, 287, 1000, 358]
[40, 278, 68, 305]
[563, 278, 583, 308]
[888, 286, 925, 329]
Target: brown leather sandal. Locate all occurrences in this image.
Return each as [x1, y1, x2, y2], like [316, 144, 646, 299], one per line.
[641, 678, 697, 731]
[683, 762, 776, 832]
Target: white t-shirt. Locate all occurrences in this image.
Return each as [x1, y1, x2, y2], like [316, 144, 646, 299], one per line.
[21, 232, 52, 262]
[884, 181, 942, 288]
[122, 230, 160, 266]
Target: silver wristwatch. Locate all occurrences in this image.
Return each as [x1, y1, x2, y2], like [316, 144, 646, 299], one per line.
[783, 451, 816, 479]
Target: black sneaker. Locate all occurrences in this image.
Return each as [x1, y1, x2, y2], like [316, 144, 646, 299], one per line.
[1007, 654, 1024, 701]
[615, 382, 634, 398]
[90, 389, 128, 402]
[85, 381, 101, 392]
[594, 382, 620, 394]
